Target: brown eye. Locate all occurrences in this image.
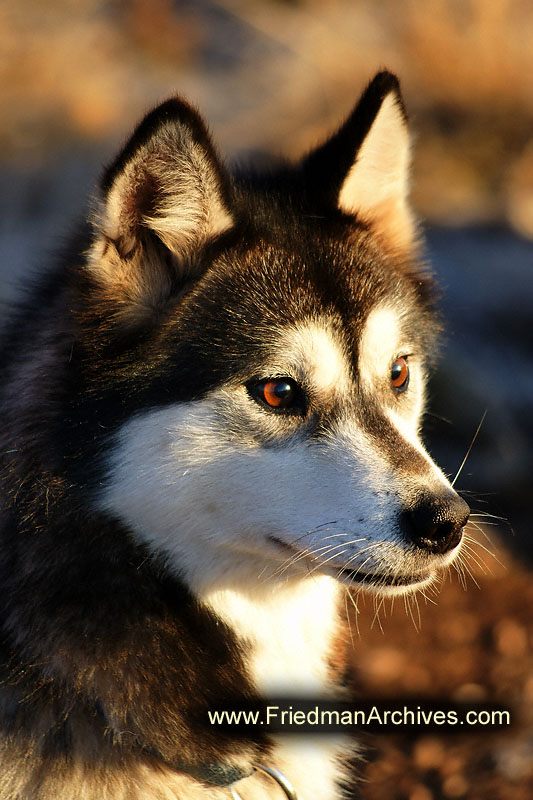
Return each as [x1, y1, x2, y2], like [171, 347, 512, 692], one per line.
[249, 378, 303, 412]
[262, 379, 296, 408]
[391, 357, 409, 391]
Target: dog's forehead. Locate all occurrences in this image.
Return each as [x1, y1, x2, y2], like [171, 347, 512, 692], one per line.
[175, 229, 432, 397]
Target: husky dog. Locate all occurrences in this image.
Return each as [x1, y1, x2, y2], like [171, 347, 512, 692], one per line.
[0, 72, 469, 799]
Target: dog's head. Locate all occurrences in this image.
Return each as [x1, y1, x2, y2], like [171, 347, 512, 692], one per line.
[84, 72, 469, 597]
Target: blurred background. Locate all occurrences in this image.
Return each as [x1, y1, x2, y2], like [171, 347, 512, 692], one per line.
[0, 1, 532, 797]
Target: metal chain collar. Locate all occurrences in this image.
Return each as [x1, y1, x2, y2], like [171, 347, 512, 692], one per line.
[230, 763, 298, 800]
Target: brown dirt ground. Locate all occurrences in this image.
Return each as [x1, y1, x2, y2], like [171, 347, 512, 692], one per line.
[346, 540, 533, 799]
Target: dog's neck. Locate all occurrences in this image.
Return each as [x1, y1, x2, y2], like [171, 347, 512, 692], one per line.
[202, 574, 342, 696]
[202, 576, 348, 800]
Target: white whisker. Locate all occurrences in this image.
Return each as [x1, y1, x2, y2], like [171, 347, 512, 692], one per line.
[451, 410, 487, 488]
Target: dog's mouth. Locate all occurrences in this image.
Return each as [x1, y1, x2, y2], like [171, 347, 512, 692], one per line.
[269, 536, 432, 589]
[333, 566, 431, 588]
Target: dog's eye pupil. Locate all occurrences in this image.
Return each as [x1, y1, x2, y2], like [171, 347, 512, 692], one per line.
[261, 379, 296, 408]
[391, 357, 409, 391]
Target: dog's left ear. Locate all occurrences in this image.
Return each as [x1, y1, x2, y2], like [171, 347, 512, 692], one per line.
[302, 71, 415, 251]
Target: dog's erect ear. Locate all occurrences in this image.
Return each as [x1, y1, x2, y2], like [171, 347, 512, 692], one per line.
[302, 72, 415, 251]
[89, 99, 233, 319]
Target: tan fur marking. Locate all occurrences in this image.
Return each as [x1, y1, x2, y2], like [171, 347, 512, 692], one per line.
[276, 321, 350, 399]
[359, 305, 400, 388]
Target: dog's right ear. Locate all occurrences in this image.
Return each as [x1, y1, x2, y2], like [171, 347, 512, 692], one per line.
[301, 71, 415, 252]
[88, 99, 233, 320]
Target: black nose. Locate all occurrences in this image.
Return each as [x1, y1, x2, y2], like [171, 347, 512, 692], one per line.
[400, 492, 470, 554]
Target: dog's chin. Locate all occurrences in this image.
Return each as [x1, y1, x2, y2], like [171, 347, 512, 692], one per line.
[267, 535, 444, 597]
[331, 565, 436, 596]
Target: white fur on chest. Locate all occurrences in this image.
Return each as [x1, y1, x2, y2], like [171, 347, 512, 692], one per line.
[203, 576, 350, 800]
[203, 574, 339, 694]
